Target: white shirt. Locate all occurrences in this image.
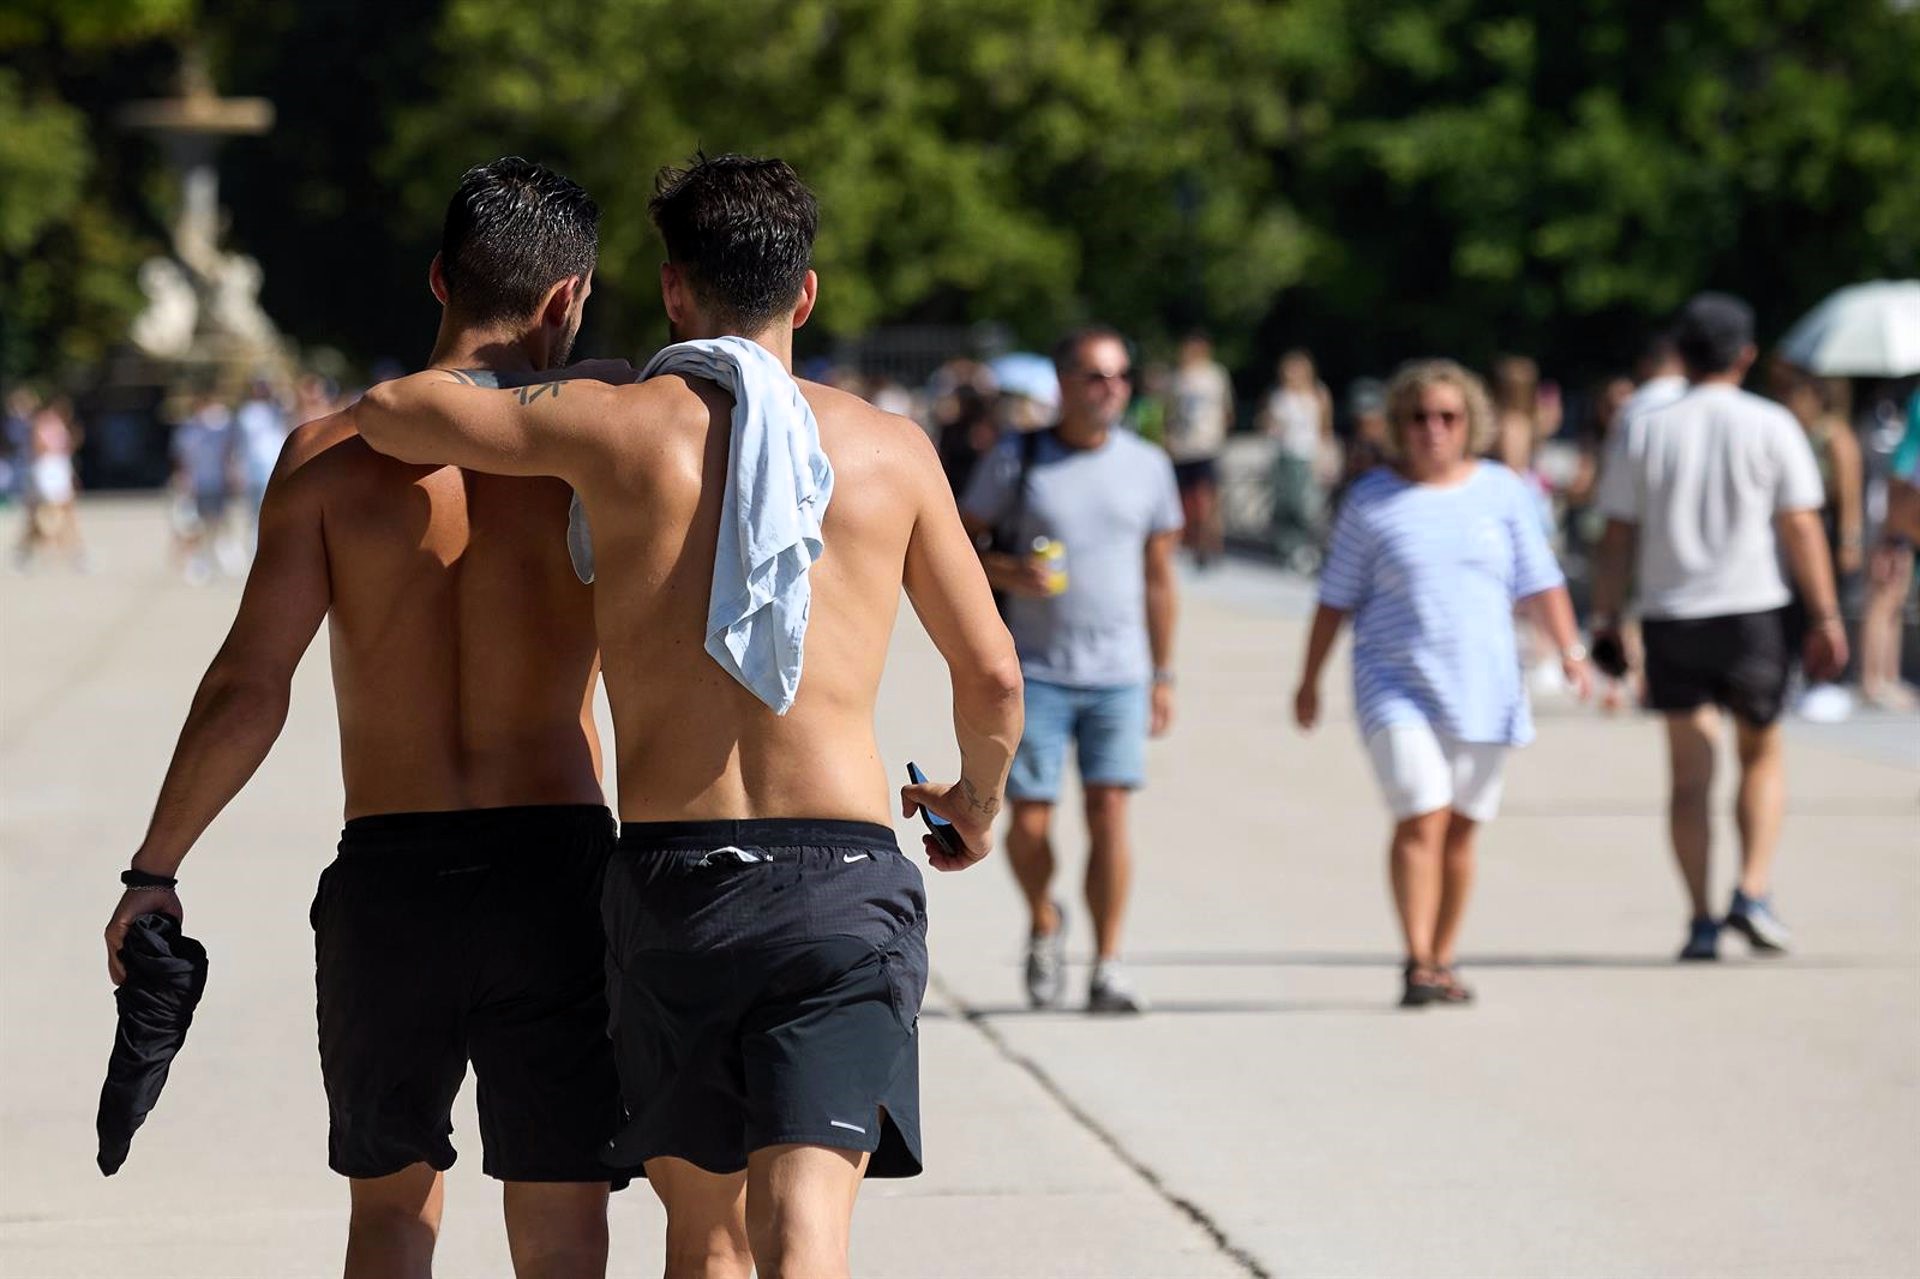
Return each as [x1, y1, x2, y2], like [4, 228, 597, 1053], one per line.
[1264, 387, 1322, 459]
[1618, 374, 1688, 427]
[1319, 464, 1565, 746]
[1597, 384, 1824, 620]
[1165, 363, 1233, 462]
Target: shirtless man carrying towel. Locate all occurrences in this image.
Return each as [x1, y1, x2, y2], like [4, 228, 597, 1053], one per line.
[360, 154, 1023, 1279]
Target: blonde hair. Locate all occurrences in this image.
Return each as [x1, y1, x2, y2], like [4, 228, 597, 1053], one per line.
[1382, 359, 1497, 460]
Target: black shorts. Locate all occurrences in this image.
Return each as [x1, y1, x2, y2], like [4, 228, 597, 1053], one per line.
[311, 804, 623, 1184]
[1173, 457, 1218, 491]
[1641, 607, 1793, 727]
[602, 819, 929, 1179]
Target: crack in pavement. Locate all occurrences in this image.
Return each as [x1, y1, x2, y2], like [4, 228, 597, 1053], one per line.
[931, 972, 1273, 1279]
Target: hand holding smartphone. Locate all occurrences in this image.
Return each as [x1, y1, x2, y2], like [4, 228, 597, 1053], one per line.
[905, 762, 965, 859]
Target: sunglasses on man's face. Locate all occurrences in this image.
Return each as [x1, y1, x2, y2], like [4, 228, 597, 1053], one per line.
[1080, 368, 1133, 386]
[1408, 409, 1464, 426]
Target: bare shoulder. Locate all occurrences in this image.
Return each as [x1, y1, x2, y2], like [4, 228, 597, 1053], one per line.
[271, 408, 370, 499]
[798, 379, 939, 472]
[600, 374, 729, 479]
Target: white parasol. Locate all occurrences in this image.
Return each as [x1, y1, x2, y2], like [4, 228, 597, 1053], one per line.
[1776, 280, 1920, 377]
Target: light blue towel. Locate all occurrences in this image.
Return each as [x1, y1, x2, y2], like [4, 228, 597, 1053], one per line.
[566, 337, 833, 715]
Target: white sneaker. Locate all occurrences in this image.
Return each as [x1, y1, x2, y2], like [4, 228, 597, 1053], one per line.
[1087, 961, 1146, 1014]
[1024, 902, 1068, 1008]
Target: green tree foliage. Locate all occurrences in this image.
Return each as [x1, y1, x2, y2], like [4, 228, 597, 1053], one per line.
[9, 0, 1920, 385]
[1283, 0, 1920, 374]
[381, 0, 1320, 356]
[0, 0, 192, 383]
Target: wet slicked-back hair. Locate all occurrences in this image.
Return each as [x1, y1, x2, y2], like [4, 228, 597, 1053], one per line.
[650, 153, 819, 331]
[440, 157, 599, 325]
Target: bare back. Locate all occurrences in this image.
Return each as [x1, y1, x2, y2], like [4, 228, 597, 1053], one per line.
[286, 410, 602, 818]
[577, 379, 922, 824]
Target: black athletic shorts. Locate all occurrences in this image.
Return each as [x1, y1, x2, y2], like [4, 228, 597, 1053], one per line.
[602, 819, 929, 1179]
[1173, 457, 1219, 490]
[311, 804, 623, 1184]
[1641, 607, 1793, 727]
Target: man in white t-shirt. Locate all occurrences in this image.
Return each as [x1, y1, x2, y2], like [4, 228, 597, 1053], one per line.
[1591, 292, 1846, 962]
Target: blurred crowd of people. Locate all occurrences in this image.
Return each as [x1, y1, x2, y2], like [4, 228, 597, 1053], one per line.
[4, 372, 343, 583]
[12, 326, 1916, 714]
[898, 330, 1920, 716]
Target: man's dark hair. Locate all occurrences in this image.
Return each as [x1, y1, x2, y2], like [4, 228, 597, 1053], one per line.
[439, 157, 599, 325]
[1638, 330, 1680, 370]
[1672, 292, 1755, 375]
[1051, 325, 1129, 373]
[650, 154, 818, 331]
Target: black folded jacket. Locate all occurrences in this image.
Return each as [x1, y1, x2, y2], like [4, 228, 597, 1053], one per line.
[97, 912, 209, 1176]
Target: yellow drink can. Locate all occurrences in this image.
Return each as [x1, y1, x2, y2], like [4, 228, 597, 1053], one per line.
[1030, 537, 1069, 596]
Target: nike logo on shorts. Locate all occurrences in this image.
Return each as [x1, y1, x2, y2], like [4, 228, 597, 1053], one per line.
[842, 852, 870, 863]
[829, 1119, 868, 1133]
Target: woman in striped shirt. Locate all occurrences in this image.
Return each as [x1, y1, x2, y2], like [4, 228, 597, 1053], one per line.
[1294, 360, 1591, 1008]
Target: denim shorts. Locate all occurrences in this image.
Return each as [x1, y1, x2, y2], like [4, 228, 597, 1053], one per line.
[1008, 678, 1149, 802]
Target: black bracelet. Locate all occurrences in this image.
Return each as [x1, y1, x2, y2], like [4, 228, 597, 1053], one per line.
[121, 868, 179, 890]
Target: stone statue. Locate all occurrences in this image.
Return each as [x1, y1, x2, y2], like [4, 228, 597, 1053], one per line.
[129, 257, 199, 359]
[206, 253, 277, 346]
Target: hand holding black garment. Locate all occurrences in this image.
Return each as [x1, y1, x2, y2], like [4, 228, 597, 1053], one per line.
[96, 912, 209, 1175]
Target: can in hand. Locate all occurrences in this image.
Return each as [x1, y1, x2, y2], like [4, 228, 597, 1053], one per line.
[1030, 536, 1068, 596]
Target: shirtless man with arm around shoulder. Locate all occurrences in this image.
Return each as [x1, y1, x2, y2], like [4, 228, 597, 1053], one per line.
[106, 158, 623, 1279]
[360, 154, 1023, 1279]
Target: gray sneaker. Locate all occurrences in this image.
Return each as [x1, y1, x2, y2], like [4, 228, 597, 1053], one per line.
[1087, 961, 1146, 1014]
[1024, 902, 1068, 1008]
[1726, 890, 1792, 954]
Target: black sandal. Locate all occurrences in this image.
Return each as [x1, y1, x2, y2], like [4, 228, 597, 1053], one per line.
[1400, 960, 1444, 1008]
[1433, 965, 1475, 1005]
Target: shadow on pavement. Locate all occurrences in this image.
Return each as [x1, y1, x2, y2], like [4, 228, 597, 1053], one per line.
[1114, 950, 1895, 971]
[928, 998, 1392, 1019]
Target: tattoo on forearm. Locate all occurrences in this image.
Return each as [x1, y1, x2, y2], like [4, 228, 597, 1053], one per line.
[516, 381, 562, 405]
[960, 777, 1001, 819]
[444, 369, 480, 386]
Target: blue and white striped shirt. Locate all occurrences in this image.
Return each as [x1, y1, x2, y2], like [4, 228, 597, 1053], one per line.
[1319, 463, 1566, 746]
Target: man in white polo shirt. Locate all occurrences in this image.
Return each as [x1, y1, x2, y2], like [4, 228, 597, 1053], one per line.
[1591, 293, 1847, 961]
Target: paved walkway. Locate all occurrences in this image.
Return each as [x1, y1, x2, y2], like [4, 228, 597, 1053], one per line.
[3, 497, 1916, 1277]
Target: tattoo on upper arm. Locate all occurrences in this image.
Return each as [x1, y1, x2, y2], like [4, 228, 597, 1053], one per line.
[960, 777, 1001, 820]
[515, 381, 562, 405]
[444, 369, 480, 386]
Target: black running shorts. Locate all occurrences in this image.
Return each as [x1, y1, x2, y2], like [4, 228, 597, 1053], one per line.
[1173, 457, 1219, 491]
[311, 804, 623, 1184]
[602, 819, 929, 1179]
[1641, 606, 1793, 727]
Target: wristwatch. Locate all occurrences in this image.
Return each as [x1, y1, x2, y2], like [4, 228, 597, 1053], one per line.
[1152, 669, 1177, 687]
[1561, 643, 1589, 664]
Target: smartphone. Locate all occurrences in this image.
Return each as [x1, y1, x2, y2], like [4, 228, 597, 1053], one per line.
[906, 761, 964, 858]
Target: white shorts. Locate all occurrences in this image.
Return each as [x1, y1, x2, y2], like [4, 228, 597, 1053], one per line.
[1365, 723, 1509, 822]
[29, 457, 74, 505]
